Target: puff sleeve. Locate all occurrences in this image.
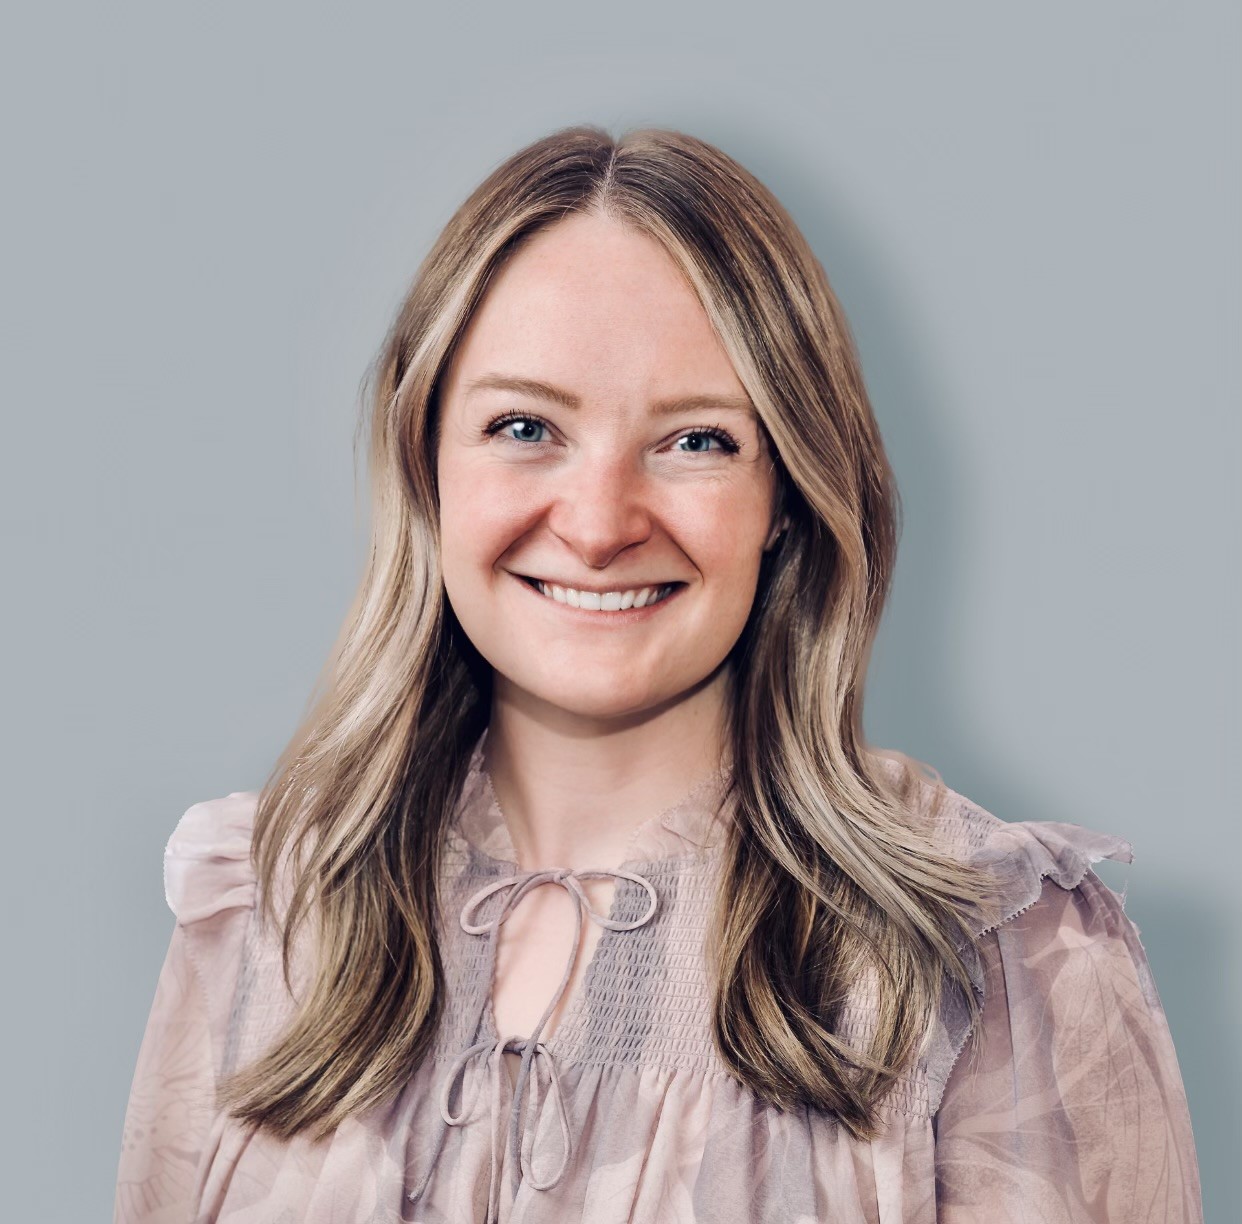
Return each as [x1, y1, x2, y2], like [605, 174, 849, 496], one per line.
[113, 793, 259, 1224]
[933, 823, 1203, 1223]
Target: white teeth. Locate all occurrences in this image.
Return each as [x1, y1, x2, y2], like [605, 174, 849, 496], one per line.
[533, 579, 674, 611]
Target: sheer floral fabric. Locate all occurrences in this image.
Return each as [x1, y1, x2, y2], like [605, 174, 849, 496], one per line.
[114, 731, 1203, 1222]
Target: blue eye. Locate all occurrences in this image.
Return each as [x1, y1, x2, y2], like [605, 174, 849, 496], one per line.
[485, 413, 548, 444]
[481, 412, 741, 456]
[674, 427, 740, 455]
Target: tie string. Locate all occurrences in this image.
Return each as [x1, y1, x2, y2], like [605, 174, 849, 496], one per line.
[409, 862, 659, 1221]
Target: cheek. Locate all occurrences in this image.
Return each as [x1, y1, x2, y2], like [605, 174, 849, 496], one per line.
[438, 461, 531, 572]
[678, 484, 772, 561]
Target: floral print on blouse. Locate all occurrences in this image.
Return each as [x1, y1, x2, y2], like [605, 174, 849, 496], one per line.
[114, 729, 1203, 1222]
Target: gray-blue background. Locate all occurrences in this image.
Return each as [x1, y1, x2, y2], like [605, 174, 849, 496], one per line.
[3, 2, 1236, 1218]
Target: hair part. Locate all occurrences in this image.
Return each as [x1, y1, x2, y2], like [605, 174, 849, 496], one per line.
[214, 123, 1006, 1143]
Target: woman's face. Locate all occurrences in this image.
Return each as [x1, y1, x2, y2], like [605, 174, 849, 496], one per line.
[435, 211, 784, 724]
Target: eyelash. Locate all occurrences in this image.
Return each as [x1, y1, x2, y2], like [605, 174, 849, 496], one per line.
[482, 411, 742, 455]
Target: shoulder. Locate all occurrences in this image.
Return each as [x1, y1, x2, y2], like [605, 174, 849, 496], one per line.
[925, 774, 1133, 924]
[163, 790, 260, 925]
[920, 780, 1203, 1216]
[873, 754, 1134, 926]
[922, 770, 1139, 974]
[145, 793, 264, 1091]
[906, 772, 1165, 1117]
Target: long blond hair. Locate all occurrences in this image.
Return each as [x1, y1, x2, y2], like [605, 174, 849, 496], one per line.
[215, 124, 1005, 1143]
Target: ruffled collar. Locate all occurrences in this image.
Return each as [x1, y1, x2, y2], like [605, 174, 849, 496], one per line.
[452, 726, 736, 868]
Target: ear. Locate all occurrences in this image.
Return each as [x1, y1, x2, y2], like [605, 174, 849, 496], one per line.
[763, 512, 791, 552]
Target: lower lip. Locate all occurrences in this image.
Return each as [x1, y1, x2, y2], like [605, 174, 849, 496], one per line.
[511, 573, 685, 623]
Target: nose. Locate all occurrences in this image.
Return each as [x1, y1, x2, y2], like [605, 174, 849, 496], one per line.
[544, 452, 654, 570]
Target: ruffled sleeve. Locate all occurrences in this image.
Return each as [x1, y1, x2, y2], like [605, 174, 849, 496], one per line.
[933, 820, 1204, 1223]
[114, 792, 258, 1224]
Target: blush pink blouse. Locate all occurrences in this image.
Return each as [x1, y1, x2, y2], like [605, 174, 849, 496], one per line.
[114, 730, 1204, 1222]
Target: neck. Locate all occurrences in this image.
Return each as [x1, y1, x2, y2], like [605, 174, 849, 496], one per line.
[481, 668, 733, 872]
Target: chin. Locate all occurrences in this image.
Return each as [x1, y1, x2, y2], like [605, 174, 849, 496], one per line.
[511, 675, 678, 723]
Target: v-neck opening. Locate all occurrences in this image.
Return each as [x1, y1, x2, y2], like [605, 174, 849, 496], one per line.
[473, 856, 635, 1056]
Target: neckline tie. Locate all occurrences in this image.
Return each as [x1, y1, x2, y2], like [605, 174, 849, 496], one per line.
[408, 863, 659, 1221]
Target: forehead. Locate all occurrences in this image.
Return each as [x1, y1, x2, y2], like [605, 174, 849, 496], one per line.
[443, 214, 746, 403]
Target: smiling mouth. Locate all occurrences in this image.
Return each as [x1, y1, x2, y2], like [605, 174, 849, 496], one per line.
[515, 574, 685, 612]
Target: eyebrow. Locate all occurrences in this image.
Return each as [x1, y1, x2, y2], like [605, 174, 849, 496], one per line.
[463, 373, 757, 418]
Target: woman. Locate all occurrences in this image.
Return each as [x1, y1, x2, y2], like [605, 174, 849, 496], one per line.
[114, 125, 1203, 1223]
